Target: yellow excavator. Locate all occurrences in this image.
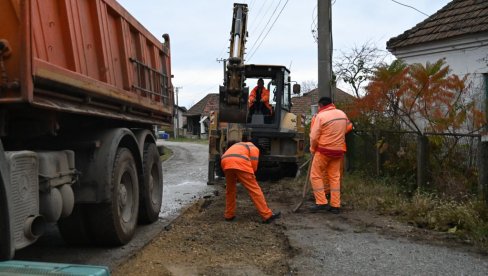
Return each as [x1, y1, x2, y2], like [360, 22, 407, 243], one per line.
[208, 3, 305, 184]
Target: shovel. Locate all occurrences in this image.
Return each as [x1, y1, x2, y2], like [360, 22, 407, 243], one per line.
[292, 155, 314, 213]
[294, 157, 312, 179]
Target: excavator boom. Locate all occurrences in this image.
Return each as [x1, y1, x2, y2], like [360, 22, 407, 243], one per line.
[219, 3, 249, 123]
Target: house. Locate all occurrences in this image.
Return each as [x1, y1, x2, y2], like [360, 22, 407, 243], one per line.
[174, 106, 187, 137]
[184, 93, 219, 138]
[387, 0, 488, 122]
[291, 87, 355, 119]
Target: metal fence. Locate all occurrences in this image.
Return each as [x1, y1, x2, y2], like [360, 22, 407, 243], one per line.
[346, 130, 482, 198]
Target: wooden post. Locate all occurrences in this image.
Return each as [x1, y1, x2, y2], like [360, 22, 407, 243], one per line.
[416, 134, 429, 190]
[375, 131, 382, 176]
[345, 133, 354, 172]
[479, 138, 488, 203]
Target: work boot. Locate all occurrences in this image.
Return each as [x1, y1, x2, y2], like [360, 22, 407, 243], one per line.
[263, 211, 281, 224]
[329, 207, 340, 214]
[309, 204, 331, 213]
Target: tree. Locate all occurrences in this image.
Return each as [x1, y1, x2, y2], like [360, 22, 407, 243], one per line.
[353, 58, 485, 134]
[300, 80, 318, 94]
[333, 42, 387, 98]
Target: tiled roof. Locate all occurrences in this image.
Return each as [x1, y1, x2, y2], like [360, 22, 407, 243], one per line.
[185, 93, 219, 117]
[290, 88, 355, 115]
[387, 0, 488, 50]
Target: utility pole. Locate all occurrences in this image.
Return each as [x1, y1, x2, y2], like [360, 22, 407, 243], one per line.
[318, 0, 333, 99]
[174, 86, 182, 138]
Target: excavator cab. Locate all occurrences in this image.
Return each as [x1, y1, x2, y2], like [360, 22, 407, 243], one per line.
[244, 64, 292, 128]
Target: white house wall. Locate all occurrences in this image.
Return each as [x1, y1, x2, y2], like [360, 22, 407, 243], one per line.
[391, 34, 488, 132]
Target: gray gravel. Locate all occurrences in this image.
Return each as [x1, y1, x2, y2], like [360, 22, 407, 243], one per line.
[284, 213, 488, 276]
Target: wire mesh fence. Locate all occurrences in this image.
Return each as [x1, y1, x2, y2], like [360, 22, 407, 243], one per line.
[346, 130, 482, 198]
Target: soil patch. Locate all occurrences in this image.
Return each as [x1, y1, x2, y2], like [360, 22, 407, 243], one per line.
[113, 183, 293, 276]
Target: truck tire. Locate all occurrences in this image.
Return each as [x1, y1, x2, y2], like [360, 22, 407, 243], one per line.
[58, 204, 92, 245]
[280, 162, 298, 178]
[215, 155, 224, 178]
[88, 147, 139, 245]
[138, 143, 162, 224]
[0, 180, 14, 260]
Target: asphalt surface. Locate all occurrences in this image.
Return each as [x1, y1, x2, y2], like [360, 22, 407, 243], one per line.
[284, 212, 488, 276]
[14, 140, 215, 269]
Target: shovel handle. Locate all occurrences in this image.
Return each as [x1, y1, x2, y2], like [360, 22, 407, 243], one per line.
[292, 155, 314, 212]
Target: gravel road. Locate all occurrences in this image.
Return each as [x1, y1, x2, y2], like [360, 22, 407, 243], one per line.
[284, 210, 488, 276]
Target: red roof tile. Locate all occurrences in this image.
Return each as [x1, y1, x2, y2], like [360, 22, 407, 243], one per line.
[185, 93, 219, 117]
[387, 0, 488, 50]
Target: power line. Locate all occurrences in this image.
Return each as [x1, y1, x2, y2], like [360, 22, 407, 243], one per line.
[248, 0, 256, 12]
[311, 5, 318, 43]
[248, 0, 290, 61]
[390, 0, 429, 16]
[247, 0, 283, 59]
[247, 0, 268, 34]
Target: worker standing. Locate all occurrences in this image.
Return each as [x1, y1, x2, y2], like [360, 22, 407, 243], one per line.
[248, 78, 272, 116]
[309, 97, 352, 214]
[221, 139, 280, 223]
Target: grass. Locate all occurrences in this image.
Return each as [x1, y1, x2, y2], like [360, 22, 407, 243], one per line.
[160, 146, 173, 162]
[342, 173, 488, 251]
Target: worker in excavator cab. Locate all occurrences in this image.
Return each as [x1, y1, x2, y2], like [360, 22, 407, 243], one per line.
[248, 78, 272, 118]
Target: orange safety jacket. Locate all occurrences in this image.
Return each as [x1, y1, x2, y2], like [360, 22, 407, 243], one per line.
[310, 104, 352, 157]
[221, 142, 259, 174]
[248, 86, 272, 113]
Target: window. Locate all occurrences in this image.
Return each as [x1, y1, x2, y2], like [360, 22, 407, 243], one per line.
[281, 71, 291, 111]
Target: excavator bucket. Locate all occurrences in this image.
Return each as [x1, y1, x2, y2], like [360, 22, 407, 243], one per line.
[218, 85, 248, 123]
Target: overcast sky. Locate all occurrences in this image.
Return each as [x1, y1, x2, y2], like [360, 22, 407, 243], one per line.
[117, 0, 451, 109]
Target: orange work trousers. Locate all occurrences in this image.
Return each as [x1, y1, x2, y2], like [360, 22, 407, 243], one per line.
[310, 153, 342, 207]
[224, 169, 273, 220]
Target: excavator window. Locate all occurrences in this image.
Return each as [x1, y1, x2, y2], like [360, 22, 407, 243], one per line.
[247, 77, 274, 124]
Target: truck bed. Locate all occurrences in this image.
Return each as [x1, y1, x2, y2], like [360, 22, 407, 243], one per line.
[0, 0, 173, 126]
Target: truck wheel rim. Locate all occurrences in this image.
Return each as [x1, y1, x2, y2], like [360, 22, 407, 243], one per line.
[119, 171, 133, 222]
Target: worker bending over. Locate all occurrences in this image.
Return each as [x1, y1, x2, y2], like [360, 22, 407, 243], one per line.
[221, 139, 280, 223]
[309, 97, 352, 214]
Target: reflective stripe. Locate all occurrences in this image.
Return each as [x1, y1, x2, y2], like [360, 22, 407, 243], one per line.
[237, 142, 257, 152]
[312, 187, 327, 192]
[237, 142, 250, 150]
[322, 117, 348, 127]
[221, 154, 250, 161]
[237, 142, 259, 160]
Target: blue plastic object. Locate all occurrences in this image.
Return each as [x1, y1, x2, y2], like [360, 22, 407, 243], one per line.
[0, 260, 110, 276]
[158, 132, 169, 139]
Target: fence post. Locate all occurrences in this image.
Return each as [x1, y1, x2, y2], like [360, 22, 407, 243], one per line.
[417, 134, 429, 190]
[345, 133, 354, 172]
[375, 130, 382, 176]
[479, 137, 488, 203]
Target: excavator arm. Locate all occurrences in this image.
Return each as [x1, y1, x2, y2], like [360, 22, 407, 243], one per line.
[219, 3, 249, 123]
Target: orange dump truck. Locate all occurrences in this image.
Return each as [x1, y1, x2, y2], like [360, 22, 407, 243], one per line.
[0, 0, 173, 259]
